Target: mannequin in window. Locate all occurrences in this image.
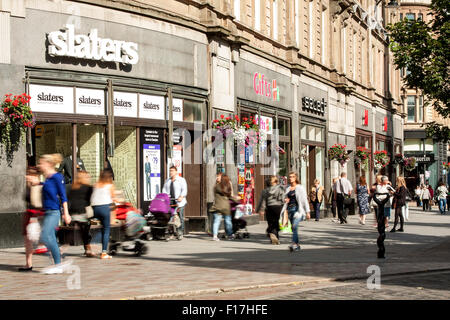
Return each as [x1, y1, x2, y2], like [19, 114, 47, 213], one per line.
[144, 155, 152, 200]
[59, 147, 86, 184]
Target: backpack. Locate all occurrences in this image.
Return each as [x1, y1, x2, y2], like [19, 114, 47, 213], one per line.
[149, 193, 171, 214]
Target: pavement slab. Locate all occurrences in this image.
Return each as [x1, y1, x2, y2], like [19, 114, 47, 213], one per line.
[0, 206, 449, 300]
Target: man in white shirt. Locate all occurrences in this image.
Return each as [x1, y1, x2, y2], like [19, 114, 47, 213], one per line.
[162, 166, 188, 235]
[334, 172, 353, 224]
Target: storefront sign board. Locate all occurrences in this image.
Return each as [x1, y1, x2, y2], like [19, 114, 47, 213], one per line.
[29, 84, 74, 114]
[113, 91, 138, 117]
[75, 88, 105, 115]
[139, 94, 165, 120]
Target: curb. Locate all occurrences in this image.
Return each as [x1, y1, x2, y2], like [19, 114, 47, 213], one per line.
[126, 267, 450, 300]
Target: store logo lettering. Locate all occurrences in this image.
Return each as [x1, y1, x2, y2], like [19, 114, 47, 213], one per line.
[79, 96, 101, 105]
[302, 97, 326, 116]
[253, 72, 280, 101]
[173, 106, 181, 113]
[114, 99, 132, 108]
[143, 102, 160, 110]
[48, 24, 139, 65]
[37, 92, 64, 103]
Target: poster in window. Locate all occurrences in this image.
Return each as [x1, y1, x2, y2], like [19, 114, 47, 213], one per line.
[140, 128, 164, 211]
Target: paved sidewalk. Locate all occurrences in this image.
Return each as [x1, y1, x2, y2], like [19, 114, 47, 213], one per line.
[0, 206, 449, 300]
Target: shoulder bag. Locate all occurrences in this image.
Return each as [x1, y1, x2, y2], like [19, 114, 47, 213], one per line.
[340, 179, 353, 205]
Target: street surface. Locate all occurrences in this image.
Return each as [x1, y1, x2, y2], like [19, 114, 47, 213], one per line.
[0, 205, 449, 300]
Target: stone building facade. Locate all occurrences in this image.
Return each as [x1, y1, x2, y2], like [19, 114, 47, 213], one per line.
[0, 0, 403, 247]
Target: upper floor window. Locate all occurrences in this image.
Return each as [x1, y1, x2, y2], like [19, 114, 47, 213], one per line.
[234, 0, 240, 21]
[255, 0, 261, 31]
[418, 96, 424, 122]
[406, 13, 415, 21]
[407, 95, 416, 122]
[273, 0, 278, 40]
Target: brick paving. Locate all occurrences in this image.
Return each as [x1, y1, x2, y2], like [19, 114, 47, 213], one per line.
[0, 206, 449, 300]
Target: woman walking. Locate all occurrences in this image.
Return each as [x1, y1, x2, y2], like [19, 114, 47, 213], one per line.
[436, 181, 448, 214]
[414, 185, 422, 207]
[256, 176, 285, 244]
[91, 170, 116, 259]
[38, 154, 72, 274]
[356, 176, 370, 225]
[376, 176, 395, 228]
[421, 185, 431, 211]
[391, 177, 407, 232]
[329, 178, 339, 223]
[370, 175, 383, 227]
[19, 167, 43, 272]
[67, 171, 95, 257]
[283, 172, 310, 252]
[309, 179, 325, 222]
[210, 174, 235, 241]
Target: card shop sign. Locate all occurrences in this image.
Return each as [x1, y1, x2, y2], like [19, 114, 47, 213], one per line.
[302, 97, 326, 116]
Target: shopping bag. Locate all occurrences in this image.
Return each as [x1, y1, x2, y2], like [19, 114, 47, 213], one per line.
[26, 218, 41, 243]
[279, 209, 291, 233]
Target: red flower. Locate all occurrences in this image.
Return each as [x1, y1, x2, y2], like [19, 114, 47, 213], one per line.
[220, 115, 224, 119]
[243, 117, 248, 122]
[213, 119, 219, 123]
[3, 107, 8, 113]
[5, 97, 11, 103]
[226, 117, 231, 120]
[235, 115, 239, 121]
[12, 100, 19, 107]
[245, 124, 250, 129]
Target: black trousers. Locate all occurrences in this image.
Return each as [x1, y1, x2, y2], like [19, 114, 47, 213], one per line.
[393, 206, 404, 230]
[336, 194, 348, 223]
[266, 205, 282, 239]
[423, 199, 430, 211]
[66, 221, 92, 246]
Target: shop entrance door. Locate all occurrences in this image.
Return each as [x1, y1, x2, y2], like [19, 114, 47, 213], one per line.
[183, 130, 202, 217]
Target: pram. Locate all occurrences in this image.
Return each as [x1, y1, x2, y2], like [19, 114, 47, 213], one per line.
[108, 203, 149, 257]
[219, 201, 250, 239]
[231, 203, 250, 239]
[145, 193, 183, 241]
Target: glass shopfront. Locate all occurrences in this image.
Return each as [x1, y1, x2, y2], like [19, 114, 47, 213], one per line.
[28, 78, 207, 215]
[300, 123, 325, 191]
[356, 130, 373, 185]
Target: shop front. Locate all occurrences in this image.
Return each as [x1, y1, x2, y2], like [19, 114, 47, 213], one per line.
[355, 103, 374, 185]
[375, 111, 393, 179]
[233, 55, 293, 215]
[1, 6, 209, 246]
[298, 83, 327, 192]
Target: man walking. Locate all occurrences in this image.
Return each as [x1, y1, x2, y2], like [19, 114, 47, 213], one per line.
[334, 172, 353, 224]
[162, 166, 188, 236]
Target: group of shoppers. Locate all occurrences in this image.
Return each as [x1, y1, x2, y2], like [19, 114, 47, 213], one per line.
[21, 153, 117, 274]
[414, 181, 448, 214]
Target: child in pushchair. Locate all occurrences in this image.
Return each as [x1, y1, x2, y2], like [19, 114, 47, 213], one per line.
[108, 203, 149, 257]
[218, 200, 250, 239]
[146, 193, 183, 241]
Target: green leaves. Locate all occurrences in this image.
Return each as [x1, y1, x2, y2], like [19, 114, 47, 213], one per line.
[387, 0, 450, 142]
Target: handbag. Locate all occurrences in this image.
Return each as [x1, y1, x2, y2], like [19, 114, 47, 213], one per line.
[85, 206, 94, 218]
[340, 179, 353, 205]
[26, 218, 41, 242]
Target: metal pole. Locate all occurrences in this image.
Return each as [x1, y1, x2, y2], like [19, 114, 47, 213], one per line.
[168, 87, 173, 160]
[107, 79, 114, 157]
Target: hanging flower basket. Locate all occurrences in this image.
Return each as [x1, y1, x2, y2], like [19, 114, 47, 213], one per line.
[212, 115, 236, 139]
[211, 115, 262, 147]
[1, 93, 34, 166]
[374, 150, 390, 171]
[404, 157, 416, 171]
[328, 144, 350, 167]
[355, 146, 370, 170]
[443, 162, 450, 171]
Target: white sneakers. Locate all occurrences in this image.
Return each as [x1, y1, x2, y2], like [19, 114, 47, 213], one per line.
[212, 236, 220, 241]
[41, 259, 74, 275]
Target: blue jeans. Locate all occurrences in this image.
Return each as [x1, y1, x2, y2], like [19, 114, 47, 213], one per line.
[40, 210, 61, 265]
[288, 206, 302, 245]
[93, 204, 111, 252]
[439, 199, 447, 214]
[312, 202, 321, 220]
[212, 213, 232, 237]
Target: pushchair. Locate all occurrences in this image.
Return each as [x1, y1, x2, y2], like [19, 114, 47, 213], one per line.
[231, 203, 250, 239]
[146, 193, 183, 241]
[219, 201, 250, 239]
[108, 203, 149, 257]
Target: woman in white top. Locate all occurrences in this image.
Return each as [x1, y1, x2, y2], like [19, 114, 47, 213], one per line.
[421, 185, 431, 212]
[376, 176, 395, 228]
[436, 181, 448, 215]
[91, 170, 116, 259]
